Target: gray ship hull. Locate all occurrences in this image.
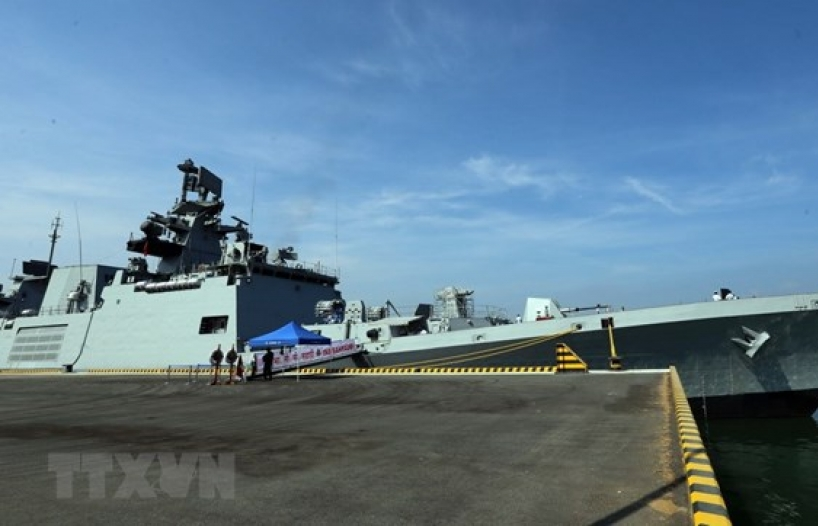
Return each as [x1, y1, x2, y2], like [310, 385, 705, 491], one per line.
[314, 306, 818, 418]
[0, 267, 339, 370]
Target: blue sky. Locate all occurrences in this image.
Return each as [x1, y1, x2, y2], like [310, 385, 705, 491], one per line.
[2, 1, 818, 316]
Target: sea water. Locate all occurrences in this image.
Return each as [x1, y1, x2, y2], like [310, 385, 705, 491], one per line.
[701, 416, 818, 526]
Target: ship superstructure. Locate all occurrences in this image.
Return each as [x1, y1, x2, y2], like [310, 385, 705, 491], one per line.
[0, 159, 341, 370]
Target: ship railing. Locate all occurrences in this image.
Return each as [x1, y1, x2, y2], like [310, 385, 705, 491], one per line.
[472, 304, 510, 322]
[292, 261, 338, 279]
[164, 364, 209, 384]
[376, 303, 509, 321]
[342, 302, 508, 323]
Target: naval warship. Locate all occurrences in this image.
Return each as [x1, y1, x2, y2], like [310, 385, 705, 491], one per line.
[305, 287, 818, 418]
[0, 159, 342, 371]
[3, 158, 818, 418]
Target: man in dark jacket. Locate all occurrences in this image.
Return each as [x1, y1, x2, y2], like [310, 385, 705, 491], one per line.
[210, 344, 224, 385]
[262, 349, 274, 381]
[225, 345, 238, 384]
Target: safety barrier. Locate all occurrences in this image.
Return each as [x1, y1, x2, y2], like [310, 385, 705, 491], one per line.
[669, 366, 731, 526]
[161, 364, 245, 384]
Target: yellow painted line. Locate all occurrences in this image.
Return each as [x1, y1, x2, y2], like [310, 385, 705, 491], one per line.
[287, 366, 557, 375]
[392, 327, 579, 368]
[669, 366, 731, 526]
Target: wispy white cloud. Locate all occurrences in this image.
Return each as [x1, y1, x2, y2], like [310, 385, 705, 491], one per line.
[387, 1, 419, 48]
[463, 155, 536, 187]
[346, 59, 396, 80]
[388, 2, 468, 54]
[684, 167, 803, 210]
[317, 2, 470, 88]
[374, 187, 472, 209]
[624, 176, 684, 214]
[326, 57, 426, 88]
[765, 173, 798, 187]
[462, 154, 577, 199]
[748, 153, 800, 189]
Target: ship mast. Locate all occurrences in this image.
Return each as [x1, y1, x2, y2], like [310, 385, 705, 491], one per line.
[46, 214, 62, 276]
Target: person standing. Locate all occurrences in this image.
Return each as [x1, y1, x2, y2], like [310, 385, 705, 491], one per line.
[225, 345, 238, 384]
[210, 344, 224, 385]
[262, 349, 274, 381]
[236, 355, 246, 383]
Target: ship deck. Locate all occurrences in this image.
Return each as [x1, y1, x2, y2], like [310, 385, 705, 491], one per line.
[0, 371, 725, 524]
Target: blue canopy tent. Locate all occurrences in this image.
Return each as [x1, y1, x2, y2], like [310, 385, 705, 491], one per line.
[247, 321, 330, 350]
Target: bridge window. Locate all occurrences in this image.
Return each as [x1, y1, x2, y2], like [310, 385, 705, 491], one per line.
[199, 315, 229, 334]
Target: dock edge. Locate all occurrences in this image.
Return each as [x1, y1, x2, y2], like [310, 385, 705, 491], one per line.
[670, 366, 731, 526]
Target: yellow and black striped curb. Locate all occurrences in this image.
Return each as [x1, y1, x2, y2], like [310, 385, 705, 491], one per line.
[1, 368, 222, 376]
[670, 366, 731, 526]
[3, 367, 552, 376]
[0, 368, 63, 375]
[555, 343, 589, 372]
[293, 366, 557, 375]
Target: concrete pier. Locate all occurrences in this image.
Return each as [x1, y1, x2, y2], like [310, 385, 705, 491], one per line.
[0, 372, 697, 524]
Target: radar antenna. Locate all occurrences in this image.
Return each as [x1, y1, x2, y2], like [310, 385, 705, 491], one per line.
[46, 213, 62, 272]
